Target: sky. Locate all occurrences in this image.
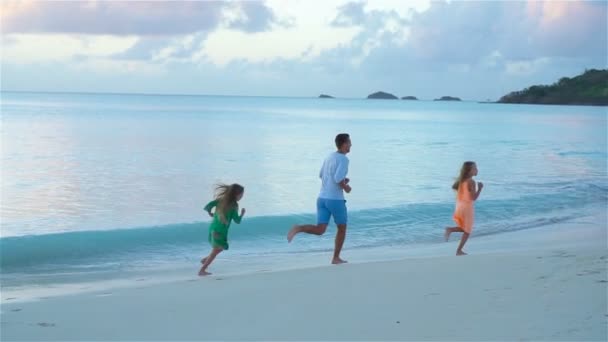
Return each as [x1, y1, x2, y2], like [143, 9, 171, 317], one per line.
[1, 0, 606, 100]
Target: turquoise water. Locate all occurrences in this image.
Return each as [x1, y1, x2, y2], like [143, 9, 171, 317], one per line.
[1, 92, 606, 287]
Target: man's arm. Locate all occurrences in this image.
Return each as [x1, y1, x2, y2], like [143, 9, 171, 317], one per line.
[334, 158, 351, 193]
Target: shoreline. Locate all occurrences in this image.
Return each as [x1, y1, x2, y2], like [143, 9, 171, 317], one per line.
[1, 208, 606, 304]
[2, 212, 606, 340]
[2, 245, 606, 340]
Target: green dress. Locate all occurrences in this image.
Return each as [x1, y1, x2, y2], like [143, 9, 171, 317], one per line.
[204, 200, 242, 250]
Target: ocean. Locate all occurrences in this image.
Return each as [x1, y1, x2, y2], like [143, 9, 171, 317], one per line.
[1, 91, 606, 296]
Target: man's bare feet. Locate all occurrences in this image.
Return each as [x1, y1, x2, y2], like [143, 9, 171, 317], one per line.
[200, 257, 207, 264]
[198, 270, 212, 276]
[332, 258, 348, 265]
[456, 250, 468, 256]
[287, 225, 299, 243]
[444, 228, 451, 242]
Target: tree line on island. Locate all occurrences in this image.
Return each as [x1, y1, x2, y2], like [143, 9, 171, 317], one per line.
[319, 69, 607, 106]
[319, 92, 461, 101]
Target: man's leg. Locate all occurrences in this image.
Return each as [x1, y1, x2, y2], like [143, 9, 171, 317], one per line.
[331, 199, 348, 264]
[332, 224, 347, 264]
[287, 223, 328, 242]
[288, 198, 329, 242]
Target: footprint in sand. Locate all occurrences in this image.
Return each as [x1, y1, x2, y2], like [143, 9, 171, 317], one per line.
[37, 322, 56, 327]
[96, 293, 113, 297]
[136, 278, 146, 282]
[215, 277, 224, 281]
[552, 251, 576, 258]
[5, 297, 17, 301]
[11, 309, 22, 312]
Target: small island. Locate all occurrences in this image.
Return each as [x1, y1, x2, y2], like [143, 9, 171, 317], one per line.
[318, 94, 334, 99]
[498, 69, 608, 106]
[434, 96, 461, 101]
[367, 91, 398, 100]
[401, 96, 418, 100]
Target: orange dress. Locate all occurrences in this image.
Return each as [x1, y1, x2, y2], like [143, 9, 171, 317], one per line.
[453, 181, 474, 233]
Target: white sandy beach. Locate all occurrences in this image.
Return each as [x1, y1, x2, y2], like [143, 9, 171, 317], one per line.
[2, 219, 607, 341]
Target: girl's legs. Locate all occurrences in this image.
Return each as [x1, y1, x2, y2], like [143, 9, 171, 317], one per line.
[444, 226, 464, 241]
[456, 233, 470, 256]
[198, 247, 223, 276]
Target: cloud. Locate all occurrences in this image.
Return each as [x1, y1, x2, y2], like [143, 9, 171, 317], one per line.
[505, 57, 551, 76]
[1, 0, 279, 35]
[524, 1, 607, 60]
[1, 0, 606, 101]
[224, 1, 286, 32]
[331, 1, 367, 27]
[2, 34, 137, 64]
[322, 0, 606, 76]
[110, 37, 174, 61]
[198, 0, 363, 66]
[405, 0, 606, 63]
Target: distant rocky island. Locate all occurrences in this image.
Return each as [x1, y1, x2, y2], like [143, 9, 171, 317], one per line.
[498, 69, 608, 106]
[367, 91, 398, 100]
[401, 96, 418, 100]
[318, 94, 334, 99]
[434, 96, 461, 101]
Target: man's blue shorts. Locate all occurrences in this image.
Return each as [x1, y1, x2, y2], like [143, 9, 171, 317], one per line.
[316, 197, 348, 225]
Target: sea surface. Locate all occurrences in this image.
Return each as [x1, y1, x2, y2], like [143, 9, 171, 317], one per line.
[1, 91, 606, 296]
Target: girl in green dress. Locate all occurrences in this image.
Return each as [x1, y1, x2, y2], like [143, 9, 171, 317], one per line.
[198, 183, 246, 276]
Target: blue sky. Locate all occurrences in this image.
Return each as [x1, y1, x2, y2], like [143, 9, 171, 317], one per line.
[1, 0, 606, 100]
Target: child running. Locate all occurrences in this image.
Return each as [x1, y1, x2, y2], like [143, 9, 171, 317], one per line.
[444, 161, 483, 256]
[199, 183, 246, 276]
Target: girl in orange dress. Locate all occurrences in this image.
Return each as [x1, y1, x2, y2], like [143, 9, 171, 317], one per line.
[444, 161, 483, 256]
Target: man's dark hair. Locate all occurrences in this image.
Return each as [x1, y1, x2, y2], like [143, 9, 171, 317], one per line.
[335, 133, 350, 149]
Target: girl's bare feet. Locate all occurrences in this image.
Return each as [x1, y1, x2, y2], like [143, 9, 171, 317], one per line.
[456, 250, 468, 256]
[332, 258, 348, 265]
[198, 270, 212, 276]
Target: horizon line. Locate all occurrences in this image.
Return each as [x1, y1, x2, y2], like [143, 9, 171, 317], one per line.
[1, 89, 483, 102]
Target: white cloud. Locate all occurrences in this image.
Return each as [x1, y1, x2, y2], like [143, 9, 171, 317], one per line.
[73, 59, 165, 76]
[199, 1, 362, 66]
[364, 0, 431, 19]
[0, 1, 278, 35]
[1, 34, 137, 64]
[1, 0, 605, 101]
[505, 57, 551, 75]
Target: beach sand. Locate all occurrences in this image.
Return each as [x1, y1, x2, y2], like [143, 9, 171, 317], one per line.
[2, 221, 607, 341]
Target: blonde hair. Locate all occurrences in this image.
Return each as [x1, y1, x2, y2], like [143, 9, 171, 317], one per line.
[214, 183, 244, 224]
[452, 161, 476, 190]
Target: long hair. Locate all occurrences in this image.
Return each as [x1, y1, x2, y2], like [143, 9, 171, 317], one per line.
[214, 183, 244, 224]
[452, 161, 476, 190]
